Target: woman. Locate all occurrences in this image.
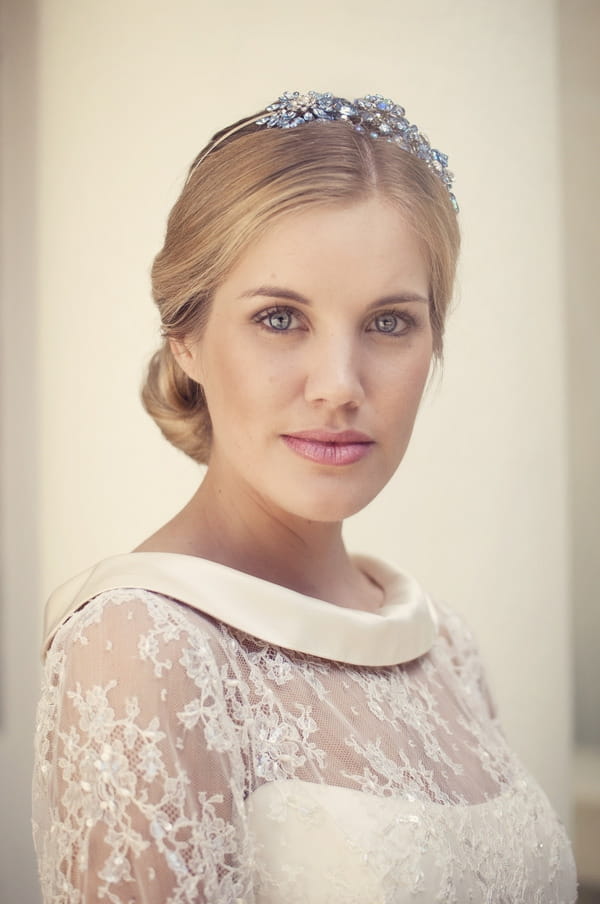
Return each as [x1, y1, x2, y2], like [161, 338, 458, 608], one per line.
[32, 92, 577, 903]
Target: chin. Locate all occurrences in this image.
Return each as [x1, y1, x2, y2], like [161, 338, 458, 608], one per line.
[276, 482, 386, 525]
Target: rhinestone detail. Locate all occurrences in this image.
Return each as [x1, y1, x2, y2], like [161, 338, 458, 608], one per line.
[256, 91, 458, 211]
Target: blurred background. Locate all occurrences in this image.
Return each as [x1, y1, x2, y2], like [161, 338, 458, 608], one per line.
[1, 0, 598, 900]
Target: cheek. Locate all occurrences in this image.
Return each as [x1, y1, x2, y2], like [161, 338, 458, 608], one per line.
[412, 351, 434, 396]
[202, 344, 287, 431]
[377, 345, 432, 408]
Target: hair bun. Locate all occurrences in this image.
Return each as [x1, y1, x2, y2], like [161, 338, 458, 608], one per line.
[141, 343, 211, 464]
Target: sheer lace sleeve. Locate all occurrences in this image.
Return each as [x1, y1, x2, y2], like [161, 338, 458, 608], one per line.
[436, 601, 500, 723]
[32, 589, 251, 904]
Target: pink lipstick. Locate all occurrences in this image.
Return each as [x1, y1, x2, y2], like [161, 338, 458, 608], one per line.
[281, 430, 374, 466]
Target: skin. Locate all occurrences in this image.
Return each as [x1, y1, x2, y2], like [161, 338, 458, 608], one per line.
[136, 196, 433, 612]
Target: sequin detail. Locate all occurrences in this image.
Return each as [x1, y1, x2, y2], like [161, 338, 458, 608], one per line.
[32, 587, 576, 902]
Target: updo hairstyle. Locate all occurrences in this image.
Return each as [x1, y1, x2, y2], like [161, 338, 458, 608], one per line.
[142, 112, 461, 465]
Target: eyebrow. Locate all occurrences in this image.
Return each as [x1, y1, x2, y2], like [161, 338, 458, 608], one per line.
[239, 285, 430, 308]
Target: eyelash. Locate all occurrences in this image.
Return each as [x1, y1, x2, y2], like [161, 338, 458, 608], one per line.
[368, 310, 416, 336]
[253, 306, 303, 333]
[252, 305, 418, 337]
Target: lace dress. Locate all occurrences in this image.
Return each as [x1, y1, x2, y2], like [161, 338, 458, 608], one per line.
[32, 552, 577, 903]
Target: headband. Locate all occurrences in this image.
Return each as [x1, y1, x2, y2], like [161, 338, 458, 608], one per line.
[191, 90, 458, 212]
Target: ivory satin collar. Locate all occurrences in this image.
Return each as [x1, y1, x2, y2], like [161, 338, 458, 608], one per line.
[42, 552, 438, 667]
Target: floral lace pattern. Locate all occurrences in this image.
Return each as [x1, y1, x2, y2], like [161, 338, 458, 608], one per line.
[33, 587, 576, 903]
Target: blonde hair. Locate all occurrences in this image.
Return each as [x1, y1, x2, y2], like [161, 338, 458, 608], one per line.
[142, 116, 460, 464]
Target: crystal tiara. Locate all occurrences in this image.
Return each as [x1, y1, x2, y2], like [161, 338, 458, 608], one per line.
[192, 90, 457, 212]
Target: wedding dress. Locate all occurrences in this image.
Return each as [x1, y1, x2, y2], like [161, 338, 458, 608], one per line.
[32, 552, 577, 903]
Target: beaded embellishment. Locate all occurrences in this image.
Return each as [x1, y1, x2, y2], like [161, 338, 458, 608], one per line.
[256, 91, 458, 211]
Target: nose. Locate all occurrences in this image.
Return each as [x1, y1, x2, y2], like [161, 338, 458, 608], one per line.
[303, 334, 365, 409]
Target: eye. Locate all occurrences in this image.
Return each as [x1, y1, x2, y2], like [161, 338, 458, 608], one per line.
[368, 310, 413, 336]
[254, 306, 302, 332]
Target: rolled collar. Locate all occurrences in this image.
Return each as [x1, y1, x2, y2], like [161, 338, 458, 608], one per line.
[43, 552, 438, 666]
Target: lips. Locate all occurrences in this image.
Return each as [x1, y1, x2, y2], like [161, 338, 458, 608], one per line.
[281, 430, 374, 466]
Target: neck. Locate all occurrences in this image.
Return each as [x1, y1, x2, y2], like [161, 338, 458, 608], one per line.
[191, 465, 351, 598]
[140, 459, 382, 611]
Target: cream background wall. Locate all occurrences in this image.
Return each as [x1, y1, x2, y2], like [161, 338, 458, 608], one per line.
[1, 2, 40, 903]
[1, 0, 574, 900]
[560, 0, 600, 750]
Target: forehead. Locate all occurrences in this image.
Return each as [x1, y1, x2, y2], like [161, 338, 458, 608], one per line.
[219, 197, 430, 300]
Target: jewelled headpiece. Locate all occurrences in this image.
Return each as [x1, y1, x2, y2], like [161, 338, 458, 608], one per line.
[192, 91, 458, 211]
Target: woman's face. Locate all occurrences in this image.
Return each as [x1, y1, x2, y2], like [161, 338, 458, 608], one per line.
[177, 196, 433, 524]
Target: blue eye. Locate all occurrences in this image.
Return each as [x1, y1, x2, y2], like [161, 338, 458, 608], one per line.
[370, 311, 413, 335]
[254, 306, 301, 332]
[375, 313, 399, 333]
[267, 309, 293, 330]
